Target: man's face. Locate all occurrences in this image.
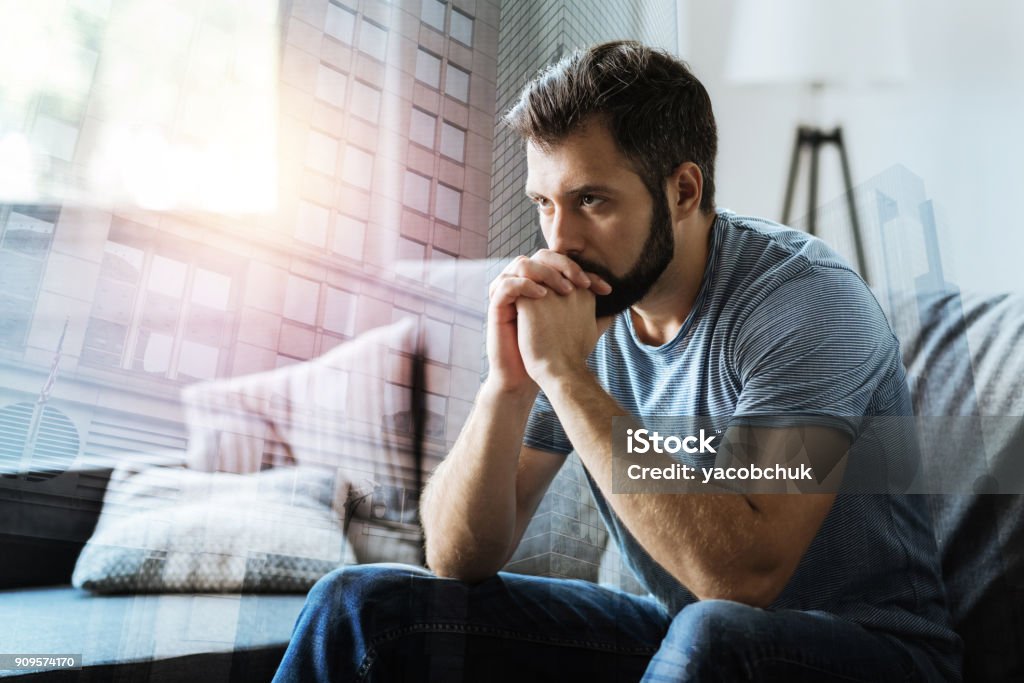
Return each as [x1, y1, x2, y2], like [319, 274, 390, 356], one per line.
[525, 122, 674, 317]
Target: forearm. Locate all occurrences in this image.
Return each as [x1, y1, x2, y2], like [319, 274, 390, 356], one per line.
[421, 379, 536, 581]
[540, 369, 779, 604]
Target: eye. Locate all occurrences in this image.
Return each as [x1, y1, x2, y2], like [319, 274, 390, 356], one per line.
[531, 196, 551, 209]
[580, 194, 604, 207]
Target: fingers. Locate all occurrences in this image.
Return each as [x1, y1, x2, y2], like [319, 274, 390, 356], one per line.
[489, 274, 548, 308]
[529, 249, 592, 289]
[509, 255, 576, 294]
[584, 272, 613, 296]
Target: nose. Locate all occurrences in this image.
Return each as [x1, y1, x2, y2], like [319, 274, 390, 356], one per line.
[545, 206, 585, 256]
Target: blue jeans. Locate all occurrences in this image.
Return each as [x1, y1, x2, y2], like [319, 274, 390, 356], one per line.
[273, 563, 931, 682]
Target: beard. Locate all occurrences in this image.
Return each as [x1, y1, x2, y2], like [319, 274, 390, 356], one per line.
[569, 186, 674, 318]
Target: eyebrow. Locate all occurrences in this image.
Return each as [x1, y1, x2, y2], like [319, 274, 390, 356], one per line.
[524, 183, 618, 200]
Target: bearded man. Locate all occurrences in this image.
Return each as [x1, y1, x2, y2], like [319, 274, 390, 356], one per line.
[274, 41, 961, 682]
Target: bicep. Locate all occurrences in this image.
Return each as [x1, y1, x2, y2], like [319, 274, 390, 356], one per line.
[505, 445, 567, 563]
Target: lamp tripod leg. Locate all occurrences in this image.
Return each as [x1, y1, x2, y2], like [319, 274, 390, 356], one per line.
[782, 127, 803, 225]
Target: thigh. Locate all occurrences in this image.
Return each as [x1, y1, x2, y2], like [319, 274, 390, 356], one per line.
[644, 599, 922, 683]
[317, 563, 671, 683]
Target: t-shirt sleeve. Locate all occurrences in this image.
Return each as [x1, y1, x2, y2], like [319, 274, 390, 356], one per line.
[732, 266, 905, 439]
[523, 389, 574, 455]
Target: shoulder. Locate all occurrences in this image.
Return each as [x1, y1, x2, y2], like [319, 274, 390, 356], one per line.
[711, 212, 884, 327]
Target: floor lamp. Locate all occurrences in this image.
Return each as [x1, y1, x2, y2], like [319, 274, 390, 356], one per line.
[781, 124, 867, 277]
[724, 0, 911, 284]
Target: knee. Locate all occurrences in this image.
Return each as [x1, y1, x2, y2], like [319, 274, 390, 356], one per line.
[303, 563, 431, 622]
[662, 599, 764, 673]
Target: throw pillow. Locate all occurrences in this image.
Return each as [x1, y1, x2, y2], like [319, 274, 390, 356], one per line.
[72, 465, 354, 593]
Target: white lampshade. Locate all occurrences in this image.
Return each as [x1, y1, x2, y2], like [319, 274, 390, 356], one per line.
[724, 0, 912, 86]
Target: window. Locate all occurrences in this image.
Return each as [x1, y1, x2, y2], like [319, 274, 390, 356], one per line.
[305, 130, 339, 175]
[421, 0, 445, 31]
[439, 121, 465, 161]
[435, 184, 461, 225]
[445, 63, 469, 103]
[409, 108, 436, 148]
[178, 340, 219, 381]
[0, 204, 59, 348]
[415, 49, 441, 88]
[296, 200, 330, 248]
[283, 275, 320, 325]
[398, 238, 426, 279]
[423, 317, 451, 363]
[325, 3, 356, 44]
[323, 287, 357, 336]
[403, 171, 431, 213]
[191, 268, 231, 310]
[315, 64, 347, 108]
[342, 146, 374, 189]
[82, 234, 237, 382]
[333, 214, 366, 260]
[430, 248, 457, 291]
[32, 115, 79, 162]
[1, 206, 57, 257]
[450, 9, 473, 46]
[1, 209, 58, 345]
[358, 20, 388, 62]
[351, 81, 381, 121]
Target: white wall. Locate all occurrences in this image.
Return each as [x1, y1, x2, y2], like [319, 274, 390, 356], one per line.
[679, 0, 1024, 292]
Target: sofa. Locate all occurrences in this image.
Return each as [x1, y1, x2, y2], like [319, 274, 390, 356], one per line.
[1, 279, 1021, 682]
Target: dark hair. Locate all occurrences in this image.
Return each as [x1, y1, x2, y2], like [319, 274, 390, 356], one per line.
[504, 41, 718, 213]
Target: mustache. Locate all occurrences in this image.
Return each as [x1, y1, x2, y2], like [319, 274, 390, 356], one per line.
[567, 254, 618, 285]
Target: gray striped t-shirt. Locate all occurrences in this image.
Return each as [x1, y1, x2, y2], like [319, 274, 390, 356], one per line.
[523, 210, 960, 679]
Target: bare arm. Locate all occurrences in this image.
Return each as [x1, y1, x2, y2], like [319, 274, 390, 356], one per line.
[420, 253, 610, 582]
[420, 381, 566, 581]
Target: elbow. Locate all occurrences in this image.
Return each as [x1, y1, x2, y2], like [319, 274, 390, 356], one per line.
[689, 565, 790, 609]
[424, 538, 507, 585]
[427, 561, 497, 585]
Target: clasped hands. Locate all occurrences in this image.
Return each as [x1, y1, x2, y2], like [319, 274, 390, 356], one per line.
[486, 249, 614, 394]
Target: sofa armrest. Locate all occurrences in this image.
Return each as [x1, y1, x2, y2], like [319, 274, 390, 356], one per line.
[0, 467, 116, 588]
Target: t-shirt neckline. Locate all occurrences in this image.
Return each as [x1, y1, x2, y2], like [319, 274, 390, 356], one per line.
[624, 210, 727, 354]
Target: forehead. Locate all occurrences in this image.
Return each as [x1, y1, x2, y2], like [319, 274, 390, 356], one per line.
[524, 123, 642, 195]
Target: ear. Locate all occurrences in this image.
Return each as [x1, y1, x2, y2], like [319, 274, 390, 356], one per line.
[667, 161, 704, 217]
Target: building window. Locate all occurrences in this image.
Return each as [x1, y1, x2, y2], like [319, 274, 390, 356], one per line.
[325, 3, 357, 44]
[342, 146, 374, 190]
[439, 121, 465, 162]
[403, 171, 431, 213]
[314, 64, 347, 109]
[323, 286, 358, 337]
[435, 184, 461, 225]
[296, 200, 330, 248]
[350, 81, 382, 122]
[415, 48, 441, 89]
[333, 214, 366, 260]
[450, 9, 473, 46]
[358, 20, 388, 62]
[430, 248, 457, 291]
[283, 275, 320, 326]
[409, 107, 436, 148]
[82, 235, 236, 382]
[421, 0, 446, 31]
[305, 130, 339, 176]
[0, 205, 59, 349]
[397, 238, 426, 275]
[445, 63, 469, 103]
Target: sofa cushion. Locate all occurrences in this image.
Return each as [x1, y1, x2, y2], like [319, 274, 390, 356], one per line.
[72, 465, 353, 593]
[0, 586, 305, 680]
